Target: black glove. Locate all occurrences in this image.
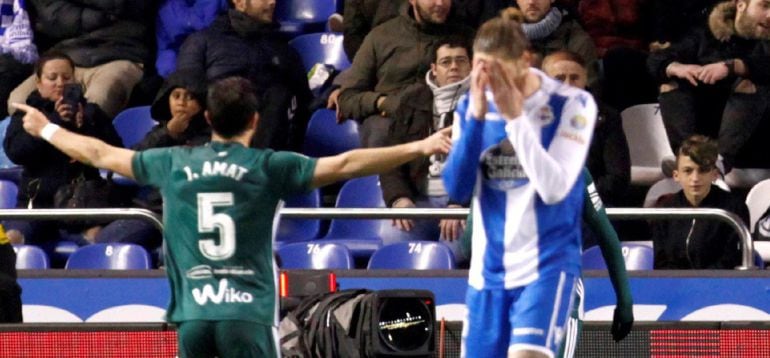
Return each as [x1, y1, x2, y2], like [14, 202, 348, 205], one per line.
[611, 304, 634, 342]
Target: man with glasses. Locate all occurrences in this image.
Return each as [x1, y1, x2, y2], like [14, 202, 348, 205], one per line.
[381, 37, 472, 264]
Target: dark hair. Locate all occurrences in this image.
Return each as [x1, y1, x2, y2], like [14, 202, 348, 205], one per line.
[677, 135, 718, 170]
[206, 77, 261, 138]
[431, 36, 473, 64]
[35, 51, 75, 79]
[542, 50, 586, 69]
[473, 7, 529, 61]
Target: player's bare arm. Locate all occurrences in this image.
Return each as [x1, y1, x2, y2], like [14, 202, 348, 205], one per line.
[12, 103, 136, 179]
[311, 127, 452, 188]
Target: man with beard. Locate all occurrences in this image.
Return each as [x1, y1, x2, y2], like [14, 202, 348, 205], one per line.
[176, 0, 312, 152]
[515, 0, 600, 90]
[337, 0, 473, 149]
[648, 0, 770, 174]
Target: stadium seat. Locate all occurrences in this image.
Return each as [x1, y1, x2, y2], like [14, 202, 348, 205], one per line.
[746, 179, 770, 231]
[275, 188, 322, 246]
[318, 176, 384, 258]
[288, 32, 351, 72]
[275, 0, 338, 38]
[277, 242, 353, 269]
[582, 242, 654, 270]
[303, 109, 360, 157]
[0, 179, 18, 208]
[65, 243, 151, 270]
[112, 106, 157, 148]
[13, 244, 50, 269]
[367, 241, 456, 270]
[621, 103, 674, 186]
[643, 178, 680, 208]
[745, 179, 770, 263]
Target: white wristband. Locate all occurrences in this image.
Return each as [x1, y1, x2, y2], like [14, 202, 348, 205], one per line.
[40, 123, 60, 142]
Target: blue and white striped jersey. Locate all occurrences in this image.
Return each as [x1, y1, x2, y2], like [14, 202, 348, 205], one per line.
[443, 69, 597, 290]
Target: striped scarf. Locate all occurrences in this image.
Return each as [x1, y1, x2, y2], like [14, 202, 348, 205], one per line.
[522, 8, 563, 40]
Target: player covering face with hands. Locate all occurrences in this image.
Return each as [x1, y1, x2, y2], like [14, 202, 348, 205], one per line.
[12, 76, 451, 358]
[441, 7, 625, 358]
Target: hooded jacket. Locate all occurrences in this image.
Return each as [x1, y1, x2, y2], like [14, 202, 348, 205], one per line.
[652, 186, 749, 269]
[134, 69, 211, 151]
[3, 90, 121, 208]
[647, 1, 768, 84]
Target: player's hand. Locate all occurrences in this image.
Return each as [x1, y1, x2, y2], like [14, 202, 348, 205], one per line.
[487, 59, 524, 120]
[418, 127, 451, 156]
[392, 197, 416, 231]
[611, 303, 634, 342]
[439, 204, 466, 241]
[12, 103, 50, 138]
[666, 62, 703, 87]
[697, 62, 730, 85]
[470, 58, 489, 119]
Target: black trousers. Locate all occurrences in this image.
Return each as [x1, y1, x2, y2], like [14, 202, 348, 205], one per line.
[0, 243, 21, 323]
[658, 79, 768, 171]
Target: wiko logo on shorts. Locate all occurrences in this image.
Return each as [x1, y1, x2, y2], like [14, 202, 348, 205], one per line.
[192, 279, 253, 305]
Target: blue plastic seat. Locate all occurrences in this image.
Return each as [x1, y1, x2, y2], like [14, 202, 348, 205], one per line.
[112, 106, 157, 148]
[0, 179, 18, 209]
[277, 242, 353, 269]
[318, 176, 384, 257]
[65, 243, 151, 270]
[368, 241, 456, 270]
[288, 32, 351, 72]
[303, 109, 360, 158]
[582, 243, 654, 270]
[275, 0, 338, 38]
[13, 244, 50, 269]
[275, 189, 322, 246]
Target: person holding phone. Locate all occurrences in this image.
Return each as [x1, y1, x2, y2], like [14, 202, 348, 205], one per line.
[2, 51, 122, 260]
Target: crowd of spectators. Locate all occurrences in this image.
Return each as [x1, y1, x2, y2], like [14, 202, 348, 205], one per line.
[0, 0, 768, 270]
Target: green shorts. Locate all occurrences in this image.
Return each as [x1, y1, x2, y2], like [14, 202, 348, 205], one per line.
[177, 320, 278, 358]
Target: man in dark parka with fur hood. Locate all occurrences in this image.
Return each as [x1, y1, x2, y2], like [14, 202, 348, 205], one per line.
[648, 0, 770, 173]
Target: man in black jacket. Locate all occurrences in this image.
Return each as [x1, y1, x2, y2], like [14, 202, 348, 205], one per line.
[652, 135, 750, 269]
[648, 0, 770, 173]
[175, 0, 311, 151]
[6, 0, 152, 118]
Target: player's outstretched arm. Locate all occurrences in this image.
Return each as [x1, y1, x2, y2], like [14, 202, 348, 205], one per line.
[12, 103, 136, 179]
[311, 127, 452, 188]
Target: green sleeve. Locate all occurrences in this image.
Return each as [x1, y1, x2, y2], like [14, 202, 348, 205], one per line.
[582, 169, 633, 306]
[266, 151, 318, 198]
[132, 148, 173, 187]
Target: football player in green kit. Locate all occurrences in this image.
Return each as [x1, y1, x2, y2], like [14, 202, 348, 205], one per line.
[12, 76, 452, 358]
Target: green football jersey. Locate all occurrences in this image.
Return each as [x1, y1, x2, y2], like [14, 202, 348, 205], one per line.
[132, 141, 317, 326]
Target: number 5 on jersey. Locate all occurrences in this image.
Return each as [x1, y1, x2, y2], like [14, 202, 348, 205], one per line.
[198, 193, 236, 260]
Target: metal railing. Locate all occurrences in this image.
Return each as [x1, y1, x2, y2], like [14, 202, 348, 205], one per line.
[281, 207, 756, 270]
[0, 207, 752, 269]
[0, 208, 163, 231]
